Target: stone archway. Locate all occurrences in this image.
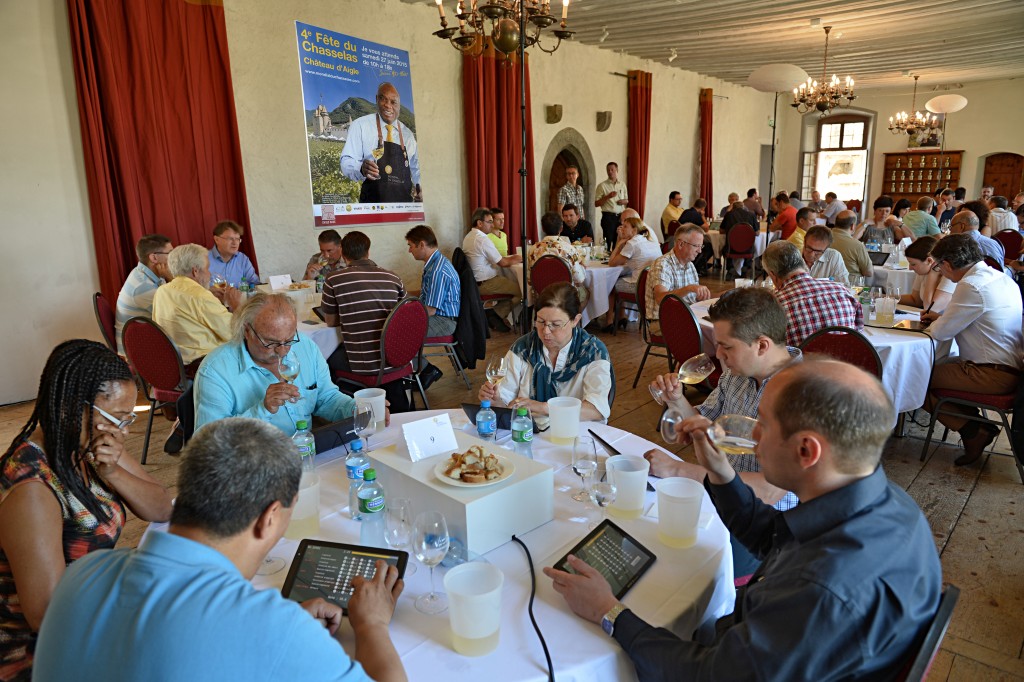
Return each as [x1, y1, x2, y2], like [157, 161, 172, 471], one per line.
[539, 128, 597, 221]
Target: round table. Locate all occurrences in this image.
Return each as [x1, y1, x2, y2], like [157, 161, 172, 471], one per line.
[508, 262, 624, 327]
[869, 266, 917, 295]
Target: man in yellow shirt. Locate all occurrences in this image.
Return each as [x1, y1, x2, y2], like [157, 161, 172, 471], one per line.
[786, 207, 819, 252]
[153, 244, 241, 367]
[660, 191, 684, 238]
[486, 206, 509, 256]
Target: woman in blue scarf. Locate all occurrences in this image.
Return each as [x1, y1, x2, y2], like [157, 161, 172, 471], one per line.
[478, 283, 613, 422]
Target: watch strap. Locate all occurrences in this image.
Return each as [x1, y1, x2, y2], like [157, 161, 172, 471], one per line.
[601, 603, 627, 637]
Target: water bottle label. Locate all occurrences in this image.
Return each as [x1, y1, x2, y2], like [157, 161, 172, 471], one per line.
[477, 421, 496, 435]
[359, 495, 385, 514]
[346, 461, 369, 480]
[297, 444, 314, 457]
[512, 430, 532, 443]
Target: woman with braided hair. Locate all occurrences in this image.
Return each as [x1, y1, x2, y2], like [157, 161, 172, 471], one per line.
[0, 340, 172, 678]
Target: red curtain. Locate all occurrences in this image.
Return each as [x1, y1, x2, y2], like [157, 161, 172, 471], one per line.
[627, 70, 652, 219]
[698, 88, 714, 212]
[67, 0, 254, 301]
[463, 40, 538, 248]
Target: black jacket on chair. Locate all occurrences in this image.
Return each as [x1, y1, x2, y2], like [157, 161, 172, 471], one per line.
[450, 247, 489, 369]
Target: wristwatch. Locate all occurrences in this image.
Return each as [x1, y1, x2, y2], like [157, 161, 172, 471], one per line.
[601, 603, 627, 637]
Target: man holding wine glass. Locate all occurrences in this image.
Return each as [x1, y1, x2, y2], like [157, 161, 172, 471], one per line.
[195, 293, 384, 437]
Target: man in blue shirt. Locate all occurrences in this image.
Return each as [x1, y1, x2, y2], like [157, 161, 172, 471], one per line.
[407, 224, 460, 387]
[34, 417, 406, 682]
[950, 209, 1008, 274]
[115, 233, 173, 353]
[546, 359, 942, 681]
[194, 293, 362, 436]
[208, 219, 260, 287]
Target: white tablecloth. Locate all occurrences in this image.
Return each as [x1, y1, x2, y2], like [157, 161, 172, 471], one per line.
[689, 299, 943, 415]
[869, 266, 916, 294]
[144, 410, 735, 681]
[707, 230, 768, 259]
[509, 262, 624, 327]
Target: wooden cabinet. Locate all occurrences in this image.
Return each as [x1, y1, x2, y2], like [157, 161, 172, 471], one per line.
[880, 150, 963, 205]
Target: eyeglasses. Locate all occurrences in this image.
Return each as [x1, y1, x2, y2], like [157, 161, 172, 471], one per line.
[153, 250, 172, 257]
[681, 241, 704, 250]
[88, 402, 137, 430]
[931, 261, 946, 272]
[216, 235, 242, 244]
[535, 318, 570, 332]
[247, 324, 300, 350]
[804, 245, 827, 255]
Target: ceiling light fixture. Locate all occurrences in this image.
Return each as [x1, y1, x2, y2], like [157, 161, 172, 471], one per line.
[599, 25, 609, 43]
[668, 48, 677, 63]
[888, 74, 938, 136]
[791, 26, 856, 116]
[431, 0, 575, 56]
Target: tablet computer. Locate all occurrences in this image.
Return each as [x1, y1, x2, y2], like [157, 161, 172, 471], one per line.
[462, 403, 542, 432]
[312, 416, 358, 454]
[281, 539, 408, 614]
[868, 250, 891, 267]
[552, 519, 656, 600]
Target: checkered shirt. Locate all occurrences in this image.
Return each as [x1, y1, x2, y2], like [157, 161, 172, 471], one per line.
[776, 272, 863, 347]
[557, 183, 586, 219]
[646, 251, 699, 320]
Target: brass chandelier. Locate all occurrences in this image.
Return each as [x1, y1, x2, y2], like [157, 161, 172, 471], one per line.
[791, 26, 856, 115]
[431, 0, 575, 55]
[888, 75, 939, 135]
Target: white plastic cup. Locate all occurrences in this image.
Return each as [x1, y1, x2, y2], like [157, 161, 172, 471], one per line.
[656, 477, 704, 548]
[547, 397, 581, 445]
[606, 455, 650, 520]
[443, 562, 504, 656]
[875, 297, 896, 326]
[354, 388, 387, 431]
[735, 278, 753, 288]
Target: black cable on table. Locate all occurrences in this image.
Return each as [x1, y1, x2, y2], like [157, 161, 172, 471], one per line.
[511, 534, 554, 682]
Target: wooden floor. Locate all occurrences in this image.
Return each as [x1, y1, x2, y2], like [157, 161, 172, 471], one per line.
[2, 274, 1022, 680]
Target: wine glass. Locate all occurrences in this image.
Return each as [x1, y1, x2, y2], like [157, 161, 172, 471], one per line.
[886, 285, 901, 299]
[256, 553, 286, 576]
[589, 481, 617, 530]
[706, 415, 759, 456]
[485, 356, 508, 387]
[571, 436, 598, 502]
[869, 287, 885, 316]
[413, 511, 449, 615]
[650, 353, 716, 405]
[210, 273, 228, 291]
[384, 498, 417, 576]
[279, 353, 300, 384]
[352, 402, 374, 452]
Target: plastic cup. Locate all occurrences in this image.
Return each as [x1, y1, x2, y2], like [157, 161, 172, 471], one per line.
[875, 297, 896, 326]
[443, 562, 504, 656]
[605, 455, 650, 520]
[735, 278, 753, 288]
[547, 397, 581, 445]
[656, 477, 703, 548]
[354, 388, 387, 431]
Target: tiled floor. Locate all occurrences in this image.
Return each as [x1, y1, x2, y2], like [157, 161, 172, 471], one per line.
[2, 274, 1022, 680]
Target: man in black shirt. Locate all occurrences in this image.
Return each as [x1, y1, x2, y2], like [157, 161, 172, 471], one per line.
[545, 359, 942, 681]
[678, 198, 709, 231]
[560, 204, 594, 243]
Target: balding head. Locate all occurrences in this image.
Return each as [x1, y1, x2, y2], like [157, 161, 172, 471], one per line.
[232, 293, 297, 346]
[950, 210, 979, 234]
[834, 210, 858, 231]
[620, 208, 640, 225]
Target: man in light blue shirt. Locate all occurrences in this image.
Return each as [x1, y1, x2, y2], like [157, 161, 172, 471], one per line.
[950, 210, 1008, 274]
[115, 234, 173, 353]
[194, 293, 357, 435]
[34, 418, 406, 682]
[208, 219, 260, 287]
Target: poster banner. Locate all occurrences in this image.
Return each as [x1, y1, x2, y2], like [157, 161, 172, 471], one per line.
[295, 22, 424, 227]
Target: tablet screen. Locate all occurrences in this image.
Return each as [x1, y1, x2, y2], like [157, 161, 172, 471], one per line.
[282, 540, 408, 613]
[553, 520, 656, 599]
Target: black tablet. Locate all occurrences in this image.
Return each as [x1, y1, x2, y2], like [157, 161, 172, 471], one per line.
[462, 403, 542, 431]
[312, 416, 358, 454]
[553, 519, 656, 600]
[281, 539, 408, 614]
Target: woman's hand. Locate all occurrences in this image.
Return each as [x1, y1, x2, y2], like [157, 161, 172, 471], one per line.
[478, 381, 499, 403]
[87, 422, 128, 479]
[509, 397, 546, 415]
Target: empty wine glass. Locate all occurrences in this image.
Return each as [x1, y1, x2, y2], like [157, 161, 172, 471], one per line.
[352, 402, 374, 452]
[589, 481, 617, 530]
[413, 511, 449, 615]
[886, 285, 901, 299]
[485, 356, 508, 387]
[650, 353, 716, 405]
[658, 400, 699, 444]
[571, 436, 598, 502]
[384, 498, 417, 576]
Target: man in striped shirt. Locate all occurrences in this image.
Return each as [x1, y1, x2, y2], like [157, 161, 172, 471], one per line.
[115, 234, 173, 353]
[763, 241, 863, 347]
[407, 225, 460, 387]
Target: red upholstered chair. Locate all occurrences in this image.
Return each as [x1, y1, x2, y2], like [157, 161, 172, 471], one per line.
[334, 298, 430, 409]
[798, 326, 882, 380]
[661, 240, 674, 255]
[722, 223, 756, 281]
[659, 294, 722, 390]
[93, 292, 118, 353]
[993, 229, 1023, 261]
[845, 199, 863, 216]
[919, 387, 1024, 484]
[665, 220, 681, 238]
[983, 256, 1003, 271]
[530, 255, 573, 297]
[122, 317, 188, 464]
[900, 585, 960, 682]
[631, 268, 674, 388]
[420, 336, 471, 389]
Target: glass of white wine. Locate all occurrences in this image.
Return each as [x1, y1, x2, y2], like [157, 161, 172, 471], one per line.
[650, 353, 716, 405]
[706, 414, 759, 456]
[279, 353, 300, 384]
[485, 356, 508, 387]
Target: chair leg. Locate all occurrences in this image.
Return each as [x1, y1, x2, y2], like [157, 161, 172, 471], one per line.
[611, 294, 618, 336]
[447, 345, 471, 389]
[920, 397, 945, 462]
[996, 412, 1024, 485]
[413, 371, 430, 410]
[633, 343, 654, 388]
[141, 399, 157, 465]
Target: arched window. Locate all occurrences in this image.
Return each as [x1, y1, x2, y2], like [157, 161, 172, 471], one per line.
[800, 112, 873, 208]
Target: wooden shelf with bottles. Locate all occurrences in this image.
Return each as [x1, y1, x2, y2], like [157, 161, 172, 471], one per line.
[881, 150, 963, 205]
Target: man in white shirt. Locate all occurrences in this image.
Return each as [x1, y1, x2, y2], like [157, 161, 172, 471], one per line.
[461, 207, 522, 331]
[922, 234, 1023, 466]
[802, 225, 849, 285]
[822, 192, 847, 227]
[987, 196, 1017, 233]
[595, 161, 629, 247]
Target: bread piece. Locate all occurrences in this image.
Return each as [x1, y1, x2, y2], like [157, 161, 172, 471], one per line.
[485, 470, 500, 481]
[461, 470, 486, 483]
[444, 464, 463, 480]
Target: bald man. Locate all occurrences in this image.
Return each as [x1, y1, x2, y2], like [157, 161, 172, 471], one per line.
[340, 81, 421, 203]
[949, 210, 1006, 270]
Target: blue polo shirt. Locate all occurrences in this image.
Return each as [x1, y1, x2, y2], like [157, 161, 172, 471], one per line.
[420, 249, 460, 318]
[194, 335, 354, 435]
[34, 532, 369, 682]
[208, 246, 260, 287]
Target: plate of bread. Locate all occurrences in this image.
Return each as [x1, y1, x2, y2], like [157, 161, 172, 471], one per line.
[435, 446, 514, 487]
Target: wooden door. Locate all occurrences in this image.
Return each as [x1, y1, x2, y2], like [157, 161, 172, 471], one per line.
[548, 153, 569, 212]
[983, 153, 1024, 198]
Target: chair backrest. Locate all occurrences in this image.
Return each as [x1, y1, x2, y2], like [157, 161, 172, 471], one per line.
[382, 298, 429, 370]
[983, 255, 1003, 270]
[727, 223, 756, 254]
[799, 326, 883, 379]
[661, 240, 674, 254]
[666, 220, 681, 237]
[122, 317, 188, 393]
[902, 585, 960, 682]
[659, 294, 705, 364]
[93, 292, 117, 352]
[993, 229, 1023, 259]
[635, 267, 652, 320]
[531, 255, 573, 296]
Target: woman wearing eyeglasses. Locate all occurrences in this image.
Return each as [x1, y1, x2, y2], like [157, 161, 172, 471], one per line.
[477, 282, 613, 422]
[0, 340, 172, 677]
[897, 236, 956, 314]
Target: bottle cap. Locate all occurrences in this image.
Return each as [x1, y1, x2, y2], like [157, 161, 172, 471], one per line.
[516, 407, 529, 416]
[362, 468, 377, 481]
[481, 400, 491, 408]
[295, 420, 308, 430]
[351, 439, 364, 452]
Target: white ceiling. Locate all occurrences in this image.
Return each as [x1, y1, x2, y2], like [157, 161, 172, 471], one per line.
[411, 0, 1024, 90]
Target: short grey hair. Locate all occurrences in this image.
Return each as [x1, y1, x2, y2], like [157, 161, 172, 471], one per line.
[171, 417, 301, 538]
[916, 196, 934, 212]
[762, 240, 806, 278]
[673, 223, 703, 245]
[231, 293, 297, 344]
[167, 244, 209, 278]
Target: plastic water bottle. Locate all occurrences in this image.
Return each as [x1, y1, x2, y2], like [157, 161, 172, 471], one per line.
[476, 400, 497, 441]
[284, 420, 320, 540]
[867, 239, 880, 252]
[358, 468, 386, 547]
[511, 407, 533, 459]
[315, 272, 326, 293]
[346, 439, 369, 521]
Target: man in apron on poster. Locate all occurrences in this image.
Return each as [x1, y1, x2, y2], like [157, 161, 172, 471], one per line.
[340, 82, 422, 203]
